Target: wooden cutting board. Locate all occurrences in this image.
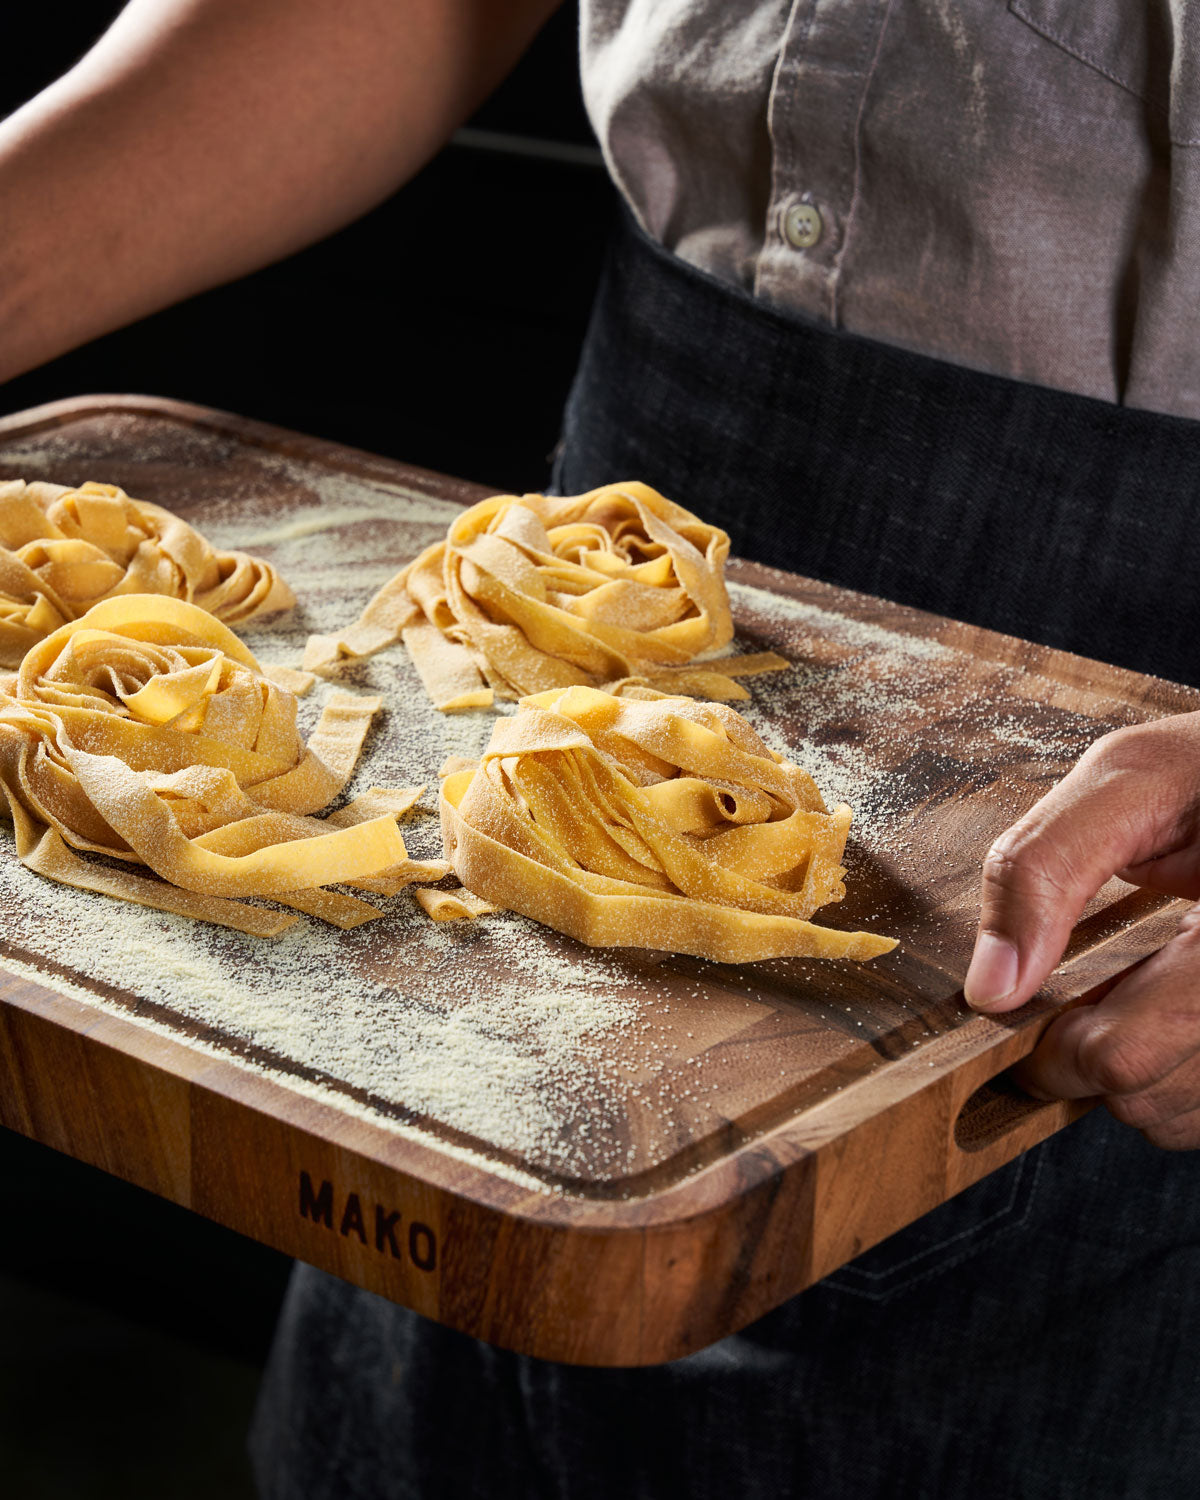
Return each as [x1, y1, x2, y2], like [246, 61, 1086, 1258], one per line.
[0, 395, 1192, 1366]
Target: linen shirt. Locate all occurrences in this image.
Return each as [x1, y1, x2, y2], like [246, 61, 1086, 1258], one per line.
[579, 1, 1200, 418]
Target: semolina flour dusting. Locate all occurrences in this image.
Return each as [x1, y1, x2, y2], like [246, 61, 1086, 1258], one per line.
[0, 409, 1165, 1195]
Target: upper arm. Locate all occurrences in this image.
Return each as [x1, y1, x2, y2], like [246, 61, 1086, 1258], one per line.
[0, 0, 564, 381]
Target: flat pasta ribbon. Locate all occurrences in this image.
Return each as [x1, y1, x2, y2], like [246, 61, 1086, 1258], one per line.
[0, 479, 293, 666]
[438, 684, 897, 963]
[303, 481, 788, 709]
[0, 595, 447, 936]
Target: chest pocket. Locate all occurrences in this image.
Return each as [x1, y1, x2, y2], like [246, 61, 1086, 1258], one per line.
[1009, 0, 1200, 145]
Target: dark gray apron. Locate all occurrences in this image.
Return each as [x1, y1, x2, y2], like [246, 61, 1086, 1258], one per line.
[250, 212, 1200, 1500]
[556, 211, 1200, 690]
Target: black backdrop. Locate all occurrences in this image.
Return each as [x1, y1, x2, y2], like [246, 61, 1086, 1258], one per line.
[1, 1, 614, 490]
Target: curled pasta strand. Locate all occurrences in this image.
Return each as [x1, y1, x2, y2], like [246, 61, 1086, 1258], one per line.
[0, 595, 441, 934]
[303, 482, 788, 710]
[437, 685, 896, 963]
[0, 479, 293, 667]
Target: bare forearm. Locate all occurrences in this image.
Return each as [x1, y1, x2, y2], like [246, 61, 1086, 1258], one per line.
[0, 0, 561, 384]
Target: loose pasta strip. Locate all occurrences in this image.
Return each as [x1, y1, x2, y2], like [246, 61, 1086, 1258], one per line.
[0, 479, 293, 666]
[2, 786, 296, 937]
[438, 685, 896, 963]
[0, 594, 439, 933]
[414, 886, 499, 922]
[303, 482, 788, 709]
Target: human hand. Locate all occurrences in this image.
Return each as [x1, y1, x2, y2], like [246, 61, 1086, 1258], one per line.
[964, 713, 1200, 1149]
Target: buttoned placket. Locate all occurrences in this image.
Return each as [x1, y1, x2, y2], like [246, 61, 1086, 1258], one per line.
[756, 0, 897, 324]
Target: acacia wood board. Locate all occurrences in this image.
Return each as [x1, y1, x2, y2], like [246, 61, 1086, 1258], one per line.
[0, 395, 1192, 1366]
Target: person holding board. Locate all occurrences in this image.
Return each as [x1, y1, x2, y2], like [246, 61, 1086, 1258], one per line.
[3, 3, 1200, 1495]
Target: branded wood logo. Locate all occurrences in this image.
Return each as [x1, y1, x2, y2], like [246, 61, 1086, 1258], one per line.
[299, 1170, 437, 1271]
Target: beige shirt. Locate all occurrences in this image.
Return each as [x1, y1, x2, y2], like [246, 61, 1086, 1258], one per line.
[580, 1, 1200, 418]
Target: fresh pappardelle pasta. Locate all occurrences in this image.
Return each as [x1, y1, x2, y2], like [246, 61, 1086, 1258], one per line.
[304, 481, 787, 710]
[436, 684, 895, 963]
[0, 479, 293, 667]
[0, 595, 446, 935]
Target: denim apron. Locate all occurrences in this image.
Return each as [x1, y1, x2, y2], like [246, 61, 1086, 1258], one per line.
[250, 212, 1200, 1500]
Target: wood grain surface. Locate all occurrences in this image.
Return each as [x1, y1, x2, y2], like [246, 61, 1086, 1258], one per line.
[0, 395, 1193, 1365]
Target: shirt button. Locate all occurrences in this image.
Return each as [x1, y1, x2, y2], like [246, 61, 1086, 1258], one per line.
[783, 201, 823, 250]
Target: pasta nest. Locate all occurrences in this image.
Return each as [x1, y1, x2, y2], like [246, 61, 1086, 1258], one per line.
[0, 479, 293, 667]
[304, 481, 786, 709]
[440, 684, 896, 962]
[0, 595, 444, 936]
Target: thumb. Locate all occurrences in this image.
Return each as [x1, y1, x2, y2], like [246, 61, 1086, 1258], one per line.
[964, 727, 1183, 1014]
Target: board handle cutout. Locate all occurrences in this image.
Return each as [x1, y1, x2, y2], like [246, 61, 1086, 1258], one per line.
[953, 1071, 1071, 1154]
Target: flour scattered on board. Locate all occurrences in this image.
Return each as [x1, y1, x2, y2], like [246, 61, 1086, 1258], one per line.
[0, 429, 669, 1190]
[0, 415, 1142, 1191]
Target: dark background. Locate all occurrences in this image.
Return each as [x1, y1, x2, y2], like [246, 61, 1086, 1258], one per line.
[0, 5, 614, 1495]
[1, 1, 613, 491]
